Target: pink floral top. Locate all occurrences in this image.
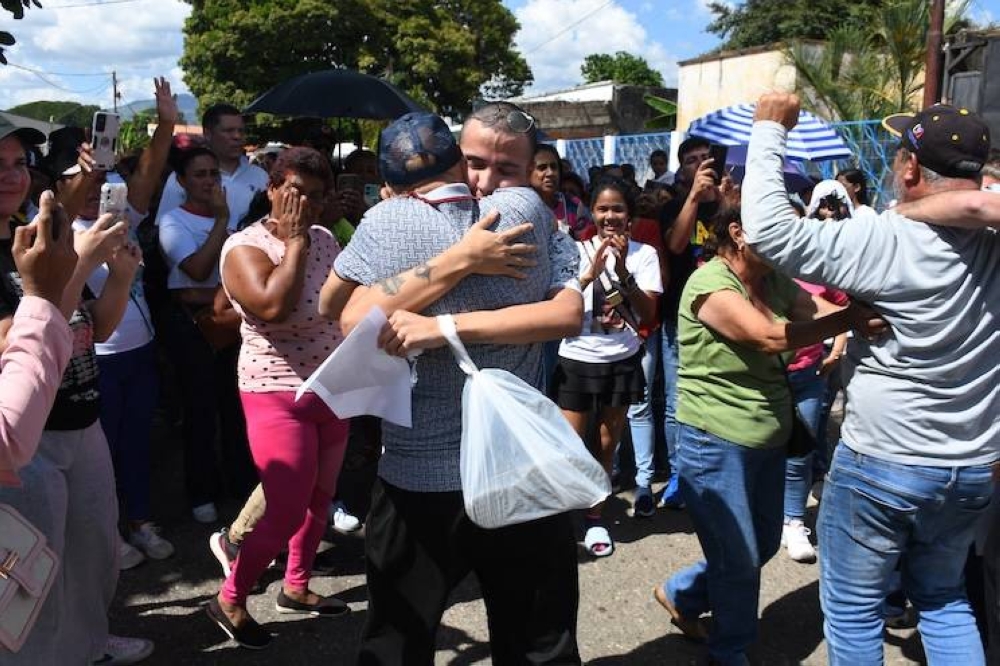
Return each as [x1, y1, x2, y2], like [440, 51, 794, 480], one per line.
[221, 221, 343, 393]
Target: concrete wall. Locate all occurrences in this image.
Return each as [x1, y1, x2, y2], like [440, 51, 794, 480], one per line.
[676, 47, 800, 131]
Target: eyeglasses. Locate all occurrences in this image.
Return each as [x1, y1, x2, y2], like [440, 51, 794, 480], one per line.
[470, 102, 536, 134]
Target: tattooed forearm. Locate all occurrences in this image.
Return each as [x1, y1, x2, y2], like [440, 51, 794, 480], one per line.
[413, 263, 433, 282]
[377, 275, 405, 295]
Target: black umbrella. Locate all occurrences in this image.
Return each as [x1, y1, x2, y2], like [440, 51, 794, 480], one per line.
[244, 69, 426, 120]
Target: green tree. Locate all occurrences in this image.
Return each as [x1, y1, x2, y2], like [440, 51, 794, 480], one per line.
[7, 101, 100, 127]
[118, 109, 154, 154]
[643, 94, 676, 130]
[786, 0, 971, 120]
[580, 52, 664, 86]
[1, 0, 42, 65]
[706, 0, 887, 51]
[180, 0, 531, 118]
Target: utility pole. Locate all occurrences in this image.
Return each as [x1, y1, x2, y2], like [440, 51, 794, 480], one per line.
[112, 70, 119, 112]
[923, 0, 945, 108]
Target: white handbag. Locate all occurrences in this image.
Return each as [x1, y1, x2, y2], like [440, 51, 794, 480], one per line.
[0, 503, 58, 652]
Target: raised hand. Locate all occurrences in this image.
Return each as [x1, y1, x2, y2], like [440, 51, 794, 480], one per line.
[456, 210, 537, 279]
[754, 92, 801, 131]
[107, 240, 142, 281]
[689, 158, 719, 204]
[210, 184, 229, 225]
[12, 191, 78, 307]
[74, 212, 127, 270]
[154, 77, 179, 126]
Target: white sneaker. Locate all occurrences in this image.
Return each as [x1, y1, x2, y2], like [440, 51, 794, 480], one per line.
[119, 539, 145, 571]
[92, 634, 154, 665]
[192, 502, 218, 524]
[782, 520, 817, 563]
[329, 501, 361, 533]
[129, 522, 175, 560]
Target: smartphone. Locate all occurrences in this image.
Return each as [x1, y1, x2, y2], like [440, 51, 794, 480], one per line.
[98, 182, 128, 221]
[91, 112, 121, 171]
[363, 183, 381, 207]
[707, 144, 728, 183]
[336, 173, 362, 193]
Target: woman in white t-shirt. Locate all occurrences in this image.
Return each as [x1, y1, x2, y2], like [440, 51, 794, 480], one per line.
[552, 178, 662, 557]
[158, 146, 256, 526]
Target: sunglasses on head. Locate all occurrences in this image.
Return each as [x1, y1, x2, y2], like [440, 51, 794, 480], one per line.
[470, 102, 536, 134]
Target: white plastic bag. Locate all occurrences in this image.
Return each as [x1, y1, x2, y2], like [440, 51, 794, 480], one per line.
[437, 315, 611, 529]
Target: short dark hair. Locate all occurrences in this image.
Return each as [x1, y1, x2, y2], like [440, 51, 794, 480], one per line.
[534, 143, 561, 177]
[677, 136, 710, 160]
[269, 146, 334, 190]
[343, 148, 376, 174]
[650, 149, 668, 162]
[708, 205, 741, 256]
[173, 146, 218, 177]
[589, 177, 636, 217]
[467, 101, 537, 153]
[837, 168, 870, 205]
[202, 103, 242, 132]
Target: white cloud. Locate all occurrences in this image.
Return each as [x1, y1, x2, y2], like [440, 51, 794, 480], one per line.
[0, 0, 190, 110]
[513, 0, 680, 94]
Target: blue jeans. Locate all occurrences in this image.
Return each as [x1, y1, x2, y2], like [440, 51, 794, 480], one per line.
[819, 443, 995, 665]
[664, 424, 785, 665]
[783, 362, 825, 521]
[97, 341, 159, 521]
[660, 322, 680, 474]
[627, 330, 659, 489]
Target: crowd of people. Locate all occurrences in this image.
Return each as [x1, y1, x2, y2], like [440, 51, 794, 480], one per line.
[0, 77, 997, 666]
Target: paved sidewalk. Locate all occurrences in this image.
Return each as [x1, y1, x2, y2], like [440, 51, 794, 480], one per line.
[109, 412, 927, 664]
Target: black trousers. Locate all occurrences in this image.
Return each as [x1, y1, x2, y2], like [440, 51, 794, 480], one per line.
[358, 478, 582, 666]
[160, 302, 257, 506]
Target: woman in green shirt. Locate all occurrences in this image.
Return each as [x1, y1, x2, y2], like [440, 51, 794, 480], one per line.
[652, 206, 882, 665]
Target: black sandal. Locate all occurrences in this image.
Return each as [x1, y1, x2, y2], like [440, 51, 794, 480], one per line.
[275, 590, 350, 617]
[205, 597, 273, 650]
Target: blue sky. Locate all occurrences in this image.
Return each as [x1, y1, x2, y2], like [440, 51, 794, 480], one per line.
[0, 0, 998, 109]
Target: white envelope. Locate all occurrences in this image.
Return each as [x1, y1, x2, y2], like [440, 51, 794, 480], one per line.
[296, 307, 413, 427]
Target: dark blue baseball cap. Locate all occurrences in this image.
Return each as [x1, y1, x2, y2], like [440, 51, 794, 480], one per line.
[379, 112, 462, 186]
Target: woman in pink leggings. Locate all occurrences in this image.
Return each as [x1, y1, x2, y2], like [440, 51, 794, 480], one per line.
[206, 146, 349, 649]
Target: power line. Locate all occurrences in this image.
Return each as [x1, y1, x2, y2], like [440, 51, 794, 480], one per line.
[6, 63, 106, 78]
[522, 0, 615, 55]
[7, 63, 114, 94]
[44, 0, 145, 9]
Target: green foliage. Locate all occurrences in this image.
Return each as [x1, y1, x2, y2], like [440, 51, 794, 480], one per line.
[6, 101, 100, 127]
[180, 0, 531, 118]
[580, 52, 664, 86]
[786, 0, 971, 120]
[643, 94, 677, 130]
[706, 0, 888, 51]
[1, 0, 42, 65]
[119, 110, 154, 155]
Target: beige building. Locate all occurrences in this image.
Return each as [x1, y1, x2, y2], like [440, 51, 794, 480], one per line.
[676, 42, 822, 131]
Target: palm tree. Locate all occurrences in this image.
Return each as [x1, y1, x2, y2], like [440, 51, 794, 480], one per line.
[785, 0, 970, 121]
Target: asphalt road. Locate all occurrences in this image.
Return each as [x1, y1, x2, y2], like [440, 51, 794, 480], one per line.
[109, 410, 927, 665]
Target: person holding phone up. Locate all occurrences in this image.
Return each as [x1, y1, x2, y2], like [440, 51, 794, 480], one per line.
[0, 119, 155, 666]
[649, 137, 723, 510]
[51, 78, 180, 568]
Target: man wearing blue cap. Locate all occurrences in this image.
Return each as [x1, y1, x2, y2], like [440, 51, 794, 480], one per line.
[744, 93, 999, 665]
[322, 107, 584, 665]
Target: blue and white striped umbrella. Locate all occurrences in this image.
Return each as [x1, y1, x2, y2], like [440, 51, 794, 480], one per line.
[687, 103, 852, 161]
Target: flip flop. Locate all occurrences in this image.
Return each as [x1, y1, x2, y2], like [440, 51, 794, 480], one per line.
[584, 525, 614, 558]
